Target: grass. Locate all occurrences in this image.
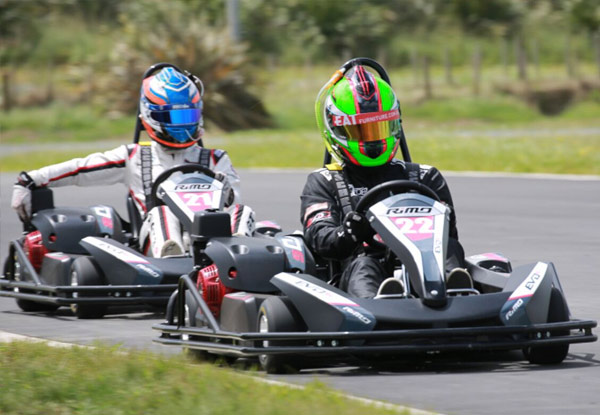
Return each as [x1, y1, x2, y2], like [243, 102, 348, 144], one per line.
[0, 104, 134, 144]
[2, 126, 599, 175]
[0, 341, 404, 415]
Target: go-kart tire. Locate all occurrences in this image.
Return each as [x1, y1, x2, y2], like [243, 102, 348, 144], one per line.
[524, 287, 570, 365]
[70, 257, 107, 319]
[257, 296, 304, 374]
[16, 299, 59, 313]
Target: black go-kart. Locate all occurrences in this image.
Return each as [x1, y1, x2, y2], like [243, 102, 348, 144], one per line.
[152, 58, 597, 374]
[0, 162, 264, 319]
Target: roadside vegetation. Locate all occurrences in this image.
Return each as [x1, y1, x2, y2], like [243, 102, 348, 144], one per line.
[0, 341, 403, 415]
[1, 1, 599, 174]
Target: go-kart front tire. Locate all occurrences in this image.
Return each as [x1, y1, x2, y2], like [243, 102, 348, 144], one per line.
[524, 288, 570, 365]
[257, 296, 304, 374]
[70, 257, 107, 319]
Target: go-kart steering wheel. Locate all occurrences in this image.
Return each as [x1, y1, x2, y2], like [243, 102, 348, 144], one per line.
[149, 164, 216, 209]
[354, 180, 441, 249]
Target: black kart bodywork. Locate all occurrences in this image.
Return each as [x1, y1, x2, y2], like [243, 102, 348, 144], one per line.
[1, 162, 276, 318]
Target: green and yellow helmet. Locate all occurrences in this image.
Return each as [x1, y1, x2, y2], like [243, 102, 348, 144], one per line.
[316, 65, 402, 167]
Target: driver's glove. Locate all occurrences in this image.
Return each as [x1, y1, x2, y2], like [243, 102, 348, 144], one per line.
[343, 211, 375, 244]
[214, 172, 235, 207]
[11, 171, 36, 223]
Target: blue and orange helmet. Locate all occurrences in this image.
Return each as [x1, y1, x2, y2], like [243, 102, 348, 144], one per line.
[139, 67, 204, 149]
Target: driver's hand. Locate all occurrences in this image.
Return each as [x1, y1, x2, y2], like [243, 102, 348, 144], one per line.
[343, 211, 374, 243]
[214, 172, 235, 207]
[11, 171, 35, 223]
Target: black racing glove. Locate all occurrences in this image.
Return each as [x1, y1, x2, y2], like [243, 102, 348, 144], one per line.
[343, 211, 375, 244]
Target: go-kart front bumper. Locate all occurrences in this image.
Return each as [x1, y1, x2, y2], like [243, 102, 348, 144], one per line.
[152, 275, 597, 358]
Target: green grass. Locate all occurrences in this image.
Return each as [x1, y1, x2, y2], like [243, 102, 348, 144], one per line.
[0, 341, 403, 415]
[0, 104, 135, 144]
[2, 127, 599, 175]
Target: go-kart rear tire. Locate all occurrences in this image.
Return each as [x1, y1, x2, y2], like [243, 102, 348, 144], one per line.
[257, 296, 304, 374]
[16, 299, 59, 313]
[524, 288, 570, 365]
[70, 257, 107, 319]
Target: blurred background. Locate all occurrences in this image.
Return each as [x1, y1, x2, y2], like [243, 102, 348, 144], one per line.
[1, 0, 599, 173]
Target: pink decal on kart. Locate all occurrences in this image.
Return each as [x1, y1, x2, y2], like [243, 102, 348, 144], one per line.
[482, 253, 508, 262]
[102, 216, 114, 229]
[292, 249, 305, 263]
[176, 191, 214, 212]
[391, 216, 434, 241]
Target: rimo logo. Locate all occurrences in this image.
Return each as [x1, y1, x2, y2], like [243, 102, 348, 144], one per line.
[174, 183, 211, 191]
[386, 206, 432, 216]
[342, 306, 372, 325]
[505, 298, 524, 320]
[136, 264, 161, 279]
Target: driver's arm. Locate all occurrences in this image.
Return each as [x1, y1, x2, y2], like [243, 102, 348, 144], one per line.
[419, 165, 459, 239]
[300, 171, 356, 260]
[25, 145, 130, 188]
[211, 150, 241, 205]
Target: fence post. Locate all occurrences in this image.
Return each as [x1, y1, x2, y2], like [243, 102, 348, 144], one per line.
[472, 44, 482, 96]
[423, 55, 432, 100]
[2, 71, 11, 113]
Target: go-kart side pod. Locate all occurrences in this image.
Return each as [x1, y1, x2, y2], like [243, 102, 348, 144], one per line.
[80, 237, 165, 285]
[270, 272, 376, 332]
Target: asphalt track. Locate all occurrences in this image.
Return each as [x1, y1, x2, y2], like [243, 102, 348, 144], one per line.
[1, 170, 599, 415]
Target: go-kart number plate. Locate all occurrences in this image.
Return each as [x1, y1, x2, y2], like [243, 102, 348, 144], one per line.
[389, 215, 434, 241]
[175, 191, 215, 212]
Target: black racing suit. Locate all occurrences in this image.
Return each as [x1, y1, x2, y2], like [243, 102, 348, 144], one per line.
[300, 159, 465, 298]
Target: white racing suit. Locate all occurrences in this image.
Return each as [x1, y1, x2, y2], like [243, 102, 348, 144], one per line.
[24, 141, 255, 257]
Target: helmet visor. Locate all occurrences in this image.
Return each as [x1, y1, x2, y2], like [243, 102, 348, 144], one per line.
[329, 109, 401, 142]
[150, 107, 201, 125]
[332, 119, 400, 142]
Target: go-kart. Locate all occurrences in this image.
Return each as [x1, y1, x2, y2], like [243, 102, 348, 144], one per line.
[0, 163, 253, 319]
[154, 178, 597, 373]
[152, 57, 597, 373]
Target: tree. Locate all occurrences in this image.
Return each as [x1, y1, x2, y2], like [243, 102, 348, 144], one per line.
[450, 0, 524, 88]
[567, 0, 600, 78]
[110, 0, 273, 131]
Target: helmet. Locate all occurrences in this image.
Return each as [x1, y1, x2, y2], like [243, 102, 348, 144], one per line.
[139, 67, 203, 149]
[317, 65, 402, 167]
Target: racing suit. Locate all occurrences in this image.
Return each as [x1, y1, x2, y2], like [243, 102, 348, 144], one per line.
[300, 159, 465, 298]
[22, 141, 252, 257]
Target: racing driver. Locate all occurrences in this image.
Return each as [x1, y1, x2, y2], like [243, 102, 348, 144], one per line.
[300, 61, 472, 298]
[11, 66, 254, 257]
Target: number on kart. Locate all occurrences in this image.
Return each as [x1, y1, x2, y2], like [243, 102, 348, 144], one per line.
[177, 191, 213, 211]
[391, 216, 434, 241]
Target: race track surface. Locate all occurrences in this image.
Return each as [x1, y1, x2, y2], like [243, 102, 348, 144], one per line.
[1, 170, 599, 415]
